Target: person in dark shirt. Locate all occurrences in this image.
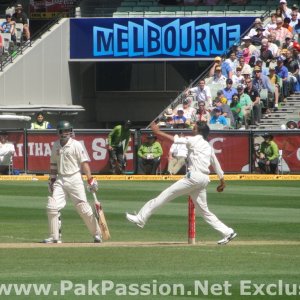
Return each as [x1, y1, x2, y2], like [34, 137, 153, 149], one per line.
[12, 4, 30, 41]
[244, 79, 261, 126]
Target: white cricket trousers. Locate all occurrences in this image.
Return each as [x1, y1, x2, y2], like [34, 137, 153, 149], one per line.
[138, 171, 232, 237]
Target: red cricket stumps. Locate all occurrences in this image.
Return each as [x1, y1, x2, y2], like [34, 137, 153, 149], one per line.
[188, 197, 195, 244]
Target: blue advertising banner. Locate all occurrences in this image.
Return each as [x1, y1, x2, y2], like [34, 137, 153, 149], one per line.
[70, 17, 255, 60]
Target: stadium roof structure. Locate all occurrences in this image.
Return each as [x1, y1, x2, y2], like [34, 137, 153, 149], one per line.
[0, 105, 85, 114]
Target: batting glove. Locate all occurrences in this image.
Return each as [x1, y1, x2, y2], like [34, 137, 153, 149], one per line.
[48, 177, 56, 194]
[87, 177, 98, 193]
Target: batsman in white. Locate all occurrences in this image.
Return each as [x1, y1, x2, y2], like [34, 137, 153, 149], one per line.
[126, 121, 237, 245]
[43, 121, 101, 243]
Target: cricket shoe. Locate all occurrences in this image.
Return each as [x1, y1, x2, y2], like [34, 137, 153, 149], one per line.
[42, 237, 62, 244]
[217, 231, 237, 245]
[126, 212, 145, 228]
[94, 234, 102, 243]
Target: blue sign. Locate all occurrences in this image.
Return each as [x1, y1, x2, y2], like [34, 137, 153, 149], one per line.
[70, 17, 255, 60]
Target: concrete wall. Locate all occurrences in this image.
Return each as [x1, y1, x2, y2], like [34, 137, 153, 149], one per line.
[0, 18, 72, 106]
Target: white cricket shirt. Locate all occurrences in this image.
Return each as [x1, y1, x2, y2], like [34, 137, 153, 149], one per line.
[174, 135, 224, 179]
[50, 138, 90, 176]
[0, 142, 15, 165]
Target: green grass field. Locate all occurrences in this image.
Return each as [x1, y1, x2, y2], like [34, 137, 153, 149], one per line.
[0, 180, 299, 299]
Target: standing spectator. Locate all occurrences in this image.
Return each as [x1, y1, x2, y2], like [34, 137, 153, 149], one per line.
[137, 134, 163, 175]
[244, 79, 261, 125]
[31, 112, 52, 129]
[284, 49, 299, 94]
[167, 133, 188, 175]
[186, 79, 212, 109]
[275, 57, 290, 101]
[258, 133, 279, 174]
[222, 78, 237, 104]
[0, 131, 15, 175]
[12, 4, 30, 41]
[108, 120, 132, 174]
[0, 14, 16, 42]
[237, 84, 253, 128]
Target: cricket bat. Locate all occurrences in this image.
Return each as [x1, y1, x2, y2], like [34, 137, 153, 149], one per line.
[92, 192, 111, 240]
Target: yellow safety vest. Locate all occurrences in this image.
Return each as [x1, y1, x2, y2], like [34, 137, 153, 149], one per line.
[31, 121, 49, 130]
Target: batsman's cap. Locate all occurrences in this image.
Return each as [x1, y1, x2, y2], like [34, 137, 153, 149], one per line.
[146, 133, 156, 139]
[237, 84, 244, 90]
[215, 65, 222, 71]
[214, 56, 222, 61]
[57, 120, 73, 131]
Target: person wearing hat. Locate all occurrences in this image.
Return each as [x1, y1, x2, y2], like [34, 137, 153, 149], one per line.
[257, 133, 279, 174]
[0, 131, 15, 175]
[108, 120, 132, 174]
[214, 97, 235, 126]
[137, 133, 163, 175]
[211, 65, 227, 85]
[209, 56, 233, 80]
[0, 14, 16, 42]
[248, 18, 265, 38]
[279, 0, 292, 19]
[237, 84, 253, 128]
[209, 107, 228, 127]
[241, 36, 256, 64]
[289, 9, 299, 28]
[172, 108, 188, 128]
[251, 26, 267, 46]
[275, 56, 289, 101]
[174, 98, 196, 128]
[12, 3, 30, 40]
[238, 57, 252, 76]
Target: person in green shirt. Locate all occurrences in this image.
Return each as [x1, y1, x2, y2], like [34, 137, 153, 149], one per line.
[230, 93, 242, 128]
[137, 134, 163, 174]
[258, 133, 279, 174]
[237, 85, 253, 128]
[108, 120, 132, 174]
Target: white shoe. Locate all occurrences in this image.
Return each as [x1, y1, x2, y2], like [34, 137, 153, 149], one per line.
[126, 213, 145, 228]
[42, 237, 62, 244]
[94, 234, 102, 243]
[217, 231, 237, 245]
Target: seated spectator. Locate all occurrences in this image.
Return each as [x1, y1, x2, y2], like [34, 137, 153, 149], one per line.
[289, 10, 298, 28]
[0, 14, 16, 42]
[193, 101, 211, 124]
[12, 4, 30, 41]
[167, 133, 188, 175]
[282, 36, 293, 49]
[209, 107, 228, 127]
[222, 78, 237, 104]
[283, 17, 293, 32]
[279, 0, 292, 19]
[248, 18, 264, 38]
[174, 98, 196, 127]
[238, 57, 252, 76]
[211, 65, 227, 85]
[266, 34, 280, 56]
[214, 90, 228, 105]
[251, 27, 267, 46]
[173, 109, 188, 129]
[209, 56, 233, 79]
[265, 13, 278, 31]
[260, 40, 274, 67]
[31, 112, 52, 129]
[137, 134, 163, 175]
[230, 93, 242, 128]
[232, 65, 245, 85]
[0, 131, 15, 175]
[237, 84, 253, 128]
[257, 133, 279, 174]
[269, 17, 292, 47]
[284, 49, 300, 94]
[225, 52, 239, 74]
[240, 36, 257, 64]
[286, 120, 298, 129]
[214, 98, 235, 127]
[186, 79, 212, 109]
